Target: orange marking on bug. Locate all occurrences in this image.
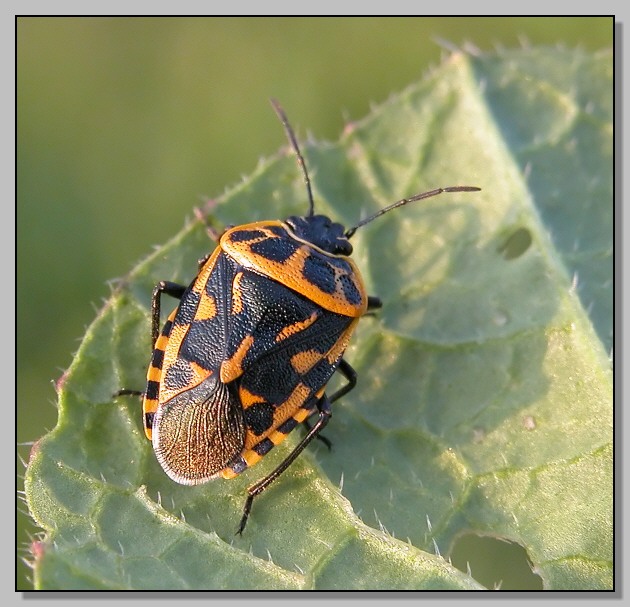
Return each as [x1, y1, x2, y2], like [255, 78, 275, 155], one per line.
[231, 272, 245, 315]
[225, 449, 263, 473]
[220, 335, 255, 383]
[147, 365, 162, 384]
[268, 429, 291, 446]
[143, 399, 158, 414]
[240, 382, 311, 450]
[194, 290, 217, 321]
[154, 332, 170, 352]
[191, 247, 222, 294]
[290, 349, 321, 374]
[275, 311, 319, 343]
[275, 382, 311, 422]
[243, 449, 264, 468]
[326, 318, 360, 364]
[153, 306, 178, 351]
[239, 386, 266, 410]
[267, 430, 289, 446]
[267, 404, 313, 447]
[294, 406, 312, 423]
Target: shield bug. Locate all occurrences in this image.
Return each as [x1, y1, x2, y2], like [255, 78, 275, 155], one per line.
[119, 100, 479, 534]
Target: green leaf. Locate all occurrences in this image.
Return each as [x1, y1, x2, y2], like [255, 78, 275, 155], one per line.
[24, 46, 612, 590]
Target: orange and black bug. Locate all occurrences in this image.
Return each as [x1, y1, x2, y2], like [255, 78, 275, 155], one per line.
[119, 100, 480, 534]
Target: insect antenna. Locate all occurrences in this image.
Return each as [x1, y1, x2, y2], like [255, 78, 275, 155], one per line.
[344, 186, 481, 238]
[270, 98, 315, 217]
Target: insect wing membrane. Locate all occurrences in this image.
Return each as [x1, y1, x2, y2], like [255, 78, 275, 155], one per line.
[152, 373, 245, 484]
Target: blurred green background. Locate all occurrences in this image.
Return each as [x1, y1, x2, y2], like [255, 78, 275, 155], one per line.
[17, 16, 612, 590]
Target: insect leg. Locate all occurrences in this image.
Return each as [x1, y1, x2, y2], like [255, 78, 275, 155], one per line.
[151, 281, 187, 347]
[302, 416, 333, 450]
[329, 358, 357, 404]
[114, 388, 143, 397]
[114, 282, 185, 398]
[236, 395, 333, 535]
[302, 357, 358, 449]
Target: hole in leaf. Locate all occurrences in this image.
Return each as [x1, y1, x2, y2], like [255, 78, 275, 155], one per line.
[450, 533, 543, 590]
[497, 227, 532, 260]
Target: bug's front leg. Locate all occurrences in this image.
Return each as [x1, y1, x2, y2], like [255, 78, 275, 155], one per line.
[114, 280, 186, 399]
[151, 281, 187, 347]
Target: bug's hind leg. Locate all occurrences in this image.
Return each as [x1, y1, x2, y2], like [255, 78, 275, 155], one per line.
[237, 394, 333, 535]
[302, 417, 333, 450]
[236, 359, 359, 534]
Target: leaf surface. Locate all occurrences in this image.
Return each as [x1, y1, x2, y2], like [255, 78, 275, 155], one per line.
[25, 47, 612, 590]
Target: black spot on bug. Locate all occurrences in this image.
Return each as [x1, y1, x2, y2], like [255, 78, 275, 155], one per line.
[302, 358, 337, 392]
[151, 348, 164, 370]
[244, 402, 276, 436]
[230, 229, 267, 243]
[145, 380, 160, 400]
[267, 225, 287, 238]
[228, 455, 248, 475]
[303, 255, 336, 294]
[161, 320, 173, 338]
[253, 438, 275, 456]
[144, 412, 155, 429]
[339, 273, 362, 305]
[277, 416, 298, 434]
[498, 227, 532, 260]
[181, 319, 225, 371]
[250, 235, 300, 263]
[163, 358, 194, 391]
[173, 290, 200, 325]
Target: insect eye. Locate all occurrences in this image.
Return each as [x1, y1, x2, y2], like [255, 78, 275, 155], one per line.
[335, 240, 353, 256]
